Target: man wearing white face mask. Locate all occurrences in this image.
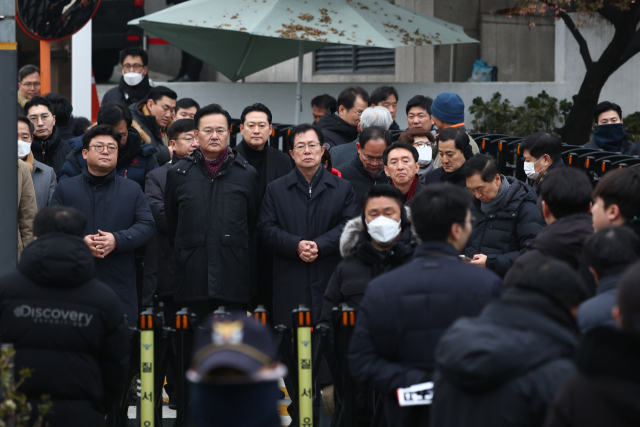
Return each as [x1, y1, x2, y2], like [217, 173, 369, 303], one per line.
[520, 132, 565, 195]
[399, 128, 436, 177]
[17, 116, 56, 211]
[102, 47, 152, 107]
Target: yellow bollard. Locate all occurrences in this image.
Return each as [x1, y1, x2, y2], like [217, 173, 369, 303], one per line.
[140, 311, 154, 427]
[296, 309, 313, 427]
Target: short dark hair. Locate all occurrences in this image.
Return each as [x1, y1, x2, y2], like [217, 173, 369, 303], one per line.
[148, 86, 178, 103]
[359, 126, 391, 148]
[438, 127, 470, 152]
[370, 86, 399, 105]
[43, 93, 73, 127]
[71, 117, 91, 137]
[194, 104, 232, 130]
[240, 103, 273, 125]
[383, 142, 419, 166]
[82, 124, 121, 150]
[405, 95, 433, 115]
[289, 123, 324, 148]
[410, 184, 473, 242]
[461, 154, 499, 182]
[17, 116, 34, 135]
[617, 261, 640, 333]
[120, 47, 148, 67]
[362, 184, 404, 211]
[176, 98, 200, 112]
[592, 168, 640, 223]
[321, 148, 333, 171]
[539, 168, 592, 218]
[594, 101, 622, 123]
[337, 86, 370, 110]
[520, 132, 563, 162]
[311, 94, 336, 110]
[168, 119, 195, 140]
[18, 64, 40, 83]
[583, 227, 640, 279]
[33, 206, 87, 238]
[98, 102, 133, 128]
[24, 96, 53, 116]
[398, 128, 435, 145]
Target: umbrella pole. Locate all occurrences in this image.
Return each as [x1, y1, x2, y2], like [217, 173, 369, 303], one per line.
[295, 40, 303, 125]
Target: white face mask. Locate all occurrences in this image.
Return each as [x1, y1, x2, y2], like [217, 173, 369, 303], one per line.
[18, 140, 31, 158]
[367, 215, 401, 244]
[123, 72, 144, 86]
[524, 157, 543, 180]
[416, 146, 432, 166]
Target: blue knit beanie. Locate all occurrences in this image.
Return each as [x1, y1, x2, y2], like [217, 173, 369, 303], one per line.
[431, 92, 465, 124]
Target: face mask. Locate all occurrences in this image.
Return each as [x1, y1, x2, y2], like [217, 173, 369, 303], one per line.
[593, 123, 626, 152]
[523, 156, 543, 180]
[123, 72, 144, 86]
[367, 215, 401, 244]
[18, 140, 31, 158]
[416, 146, 432, 166]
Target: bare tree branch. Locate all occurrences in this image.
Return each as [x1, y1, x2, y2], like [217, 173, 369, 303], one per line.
[558, 10, 593, 69]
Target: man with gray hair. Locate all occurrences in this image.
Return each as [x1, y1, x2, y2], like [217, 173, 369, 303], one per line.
[330, 105, 392, 167]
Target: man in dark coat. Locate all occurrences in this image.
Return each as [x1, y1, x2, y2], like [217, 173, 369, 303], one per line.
[577, 227, 640, 333]
[44, 93, 75, 142]
[130, 86, 177, 166]
[165, 104, 258, 322]
[544, 262, 640, 427]
[317, 86, 369, 147]
[520, 132, 566, 194]
[505, 167, 593, 286]
[50, 125, 155, 323]
[25, 96, 72, 181]
[234, 103, 293, 315]
[101, 47, 152, 107]
[383, 142, 425, 204]
[348, 184, 503, 427]
[462, 154, 545, 276]
[337, 126, 391, 207]
[0, 206, 130, 426]
[423, 126, 473, 188]
[431, 259, 589, 427]
[60, 103, 158, 189]
[591, 168, 640, 238]
[583, 101, 638, 155]
[258, 123, 358, 327]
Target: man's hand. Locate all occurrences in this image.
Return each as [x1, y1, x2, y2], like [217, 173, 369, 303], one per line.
[94, 230, 117, 257]
[322, 385, 335, 418]
[297, 240, 318, 263]
[84, 234, 104, 258]
[470, 254, 487, 268]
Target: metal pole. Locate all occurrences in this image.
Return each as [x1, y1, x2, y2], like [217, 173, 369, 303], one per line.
[449, 44, 455, 83]
[0, 0, 17, 274]
[40, 41, 51, 94]
[295, 40, 304, 125]
[72, 20, 92, 119]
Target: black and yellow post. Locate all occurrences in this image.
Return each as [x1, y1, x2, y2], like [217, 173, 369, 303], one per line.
[174, 308, 195, 427]
[140, 309, 154, 427]
[293, 306, 313, 427]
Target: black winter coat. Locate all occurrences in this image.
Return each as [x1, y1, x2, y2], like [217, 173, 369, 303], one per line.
[50, 168, 155, 322]
[317, 107, 359, 148]
[31, 126, 72, 181]
[576, 273, 620, 333]
[504, 213, 593, 286]
[130, 100, 171, 165]
[348, 241, 502, 427]
[336, 154, 391, 208]
[102, 75, 152, 107]
[431, 288, 580, 427]
[165, 149, 259, 303]
[258, 166, 358, 327]
[584, 136, 638, 155]
[0, 233, 129, 427]
[422, 166, 467, 189]
[464, 176, 545, 276]
[544, 327, 640, 427]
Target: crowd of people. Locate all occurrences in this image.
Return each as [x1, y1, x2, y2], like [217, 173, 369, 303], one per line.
[5, 45, 640, 427]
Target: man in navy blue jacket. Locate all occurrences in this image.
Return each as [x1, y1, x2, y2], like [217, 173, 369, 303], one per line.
[51, 125, 155, 324]
[348, 184, 502, 427]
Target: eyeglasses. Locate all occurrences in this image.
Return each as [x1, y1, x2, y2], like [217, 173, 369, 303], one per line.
[293, 142, 321, 151]
[414, 141, 433, 148]
[199, 128, 228, 136]
[362, 154, 383, 164]
[352, 109, 364, 117]
[28, 113, 52, 123]
[244, 122, 269, 130]
[88, 144, 118, 153]
[20, 82, 41, 89]
[122, 64, 144, 72]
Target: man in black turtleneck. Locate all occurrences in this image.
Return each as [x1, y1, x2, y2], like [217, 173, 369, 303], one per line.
[235, 103, 293, 317]
[102, 47, 152, 107]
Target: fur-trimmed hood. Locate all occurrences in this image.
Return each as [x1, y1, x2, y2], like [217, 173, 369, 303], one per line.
[131, 121, 152, 144]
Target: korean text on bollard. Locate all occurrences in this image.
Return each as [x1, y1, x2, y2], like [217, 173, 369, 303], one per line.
[293, 305, 313, 427]
[140, 309, 154, 427]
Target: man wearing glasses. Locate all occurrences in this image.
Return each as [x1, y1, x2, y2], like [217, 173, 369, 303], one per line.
[165, 104, 259, 323]
[258, 123, 358, 327]
[317, 86, 370, 148]
[25, 96, 72, 181]
[102, 47, 152, 106]
[51, 125, 155, 324]
[17, 64, 41, 116]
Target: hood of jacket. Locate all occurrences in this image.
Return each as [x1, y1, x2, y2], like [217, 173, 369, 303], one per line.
[530, 213, 593, 268]
[131, 121, 152, 144]
[472, 175, 538, 215]
[136, 100, 173, 133]
[436, 288, 579, 392]
[17, 233, 95, 288]
[317, 106, 358, 142]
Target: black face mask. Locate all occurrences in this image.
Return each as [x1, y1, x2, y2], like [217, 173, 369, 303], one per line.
[593, 123, 626, 152]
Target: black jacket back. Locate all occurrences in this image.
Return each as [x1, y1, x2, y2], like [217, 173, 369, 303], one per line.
[317, 107, 359, 148]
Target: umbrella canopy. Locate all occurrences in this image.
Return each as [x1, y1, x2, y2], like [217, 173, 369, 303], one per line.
[129, 0, 477, 82]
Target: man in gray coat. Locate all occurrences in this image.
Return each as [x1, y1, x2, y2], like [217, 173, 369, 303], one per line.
[18, 116, 56, 211]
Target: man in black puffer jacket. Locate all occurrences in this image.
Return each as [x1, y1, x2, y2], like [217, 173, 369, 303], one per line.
[0, 206, 130, 427]
[317, 87, 369, 148]
[431, 258, 590, 427]
[462, 154, 545, 276]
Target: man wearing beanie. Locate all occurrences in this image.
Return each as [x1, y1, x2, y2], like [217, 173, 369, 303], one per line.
[431, 258, 588, 427]
[431, 92, 480, 169]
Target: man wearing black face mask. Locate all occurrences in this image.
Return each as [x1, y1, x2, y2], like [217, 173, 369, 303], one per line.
[584, 101, 638, 155]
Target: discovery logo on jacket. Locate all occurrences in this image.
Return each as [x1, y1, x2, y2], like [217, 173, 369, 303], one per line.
[13, 304, 94, 327]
